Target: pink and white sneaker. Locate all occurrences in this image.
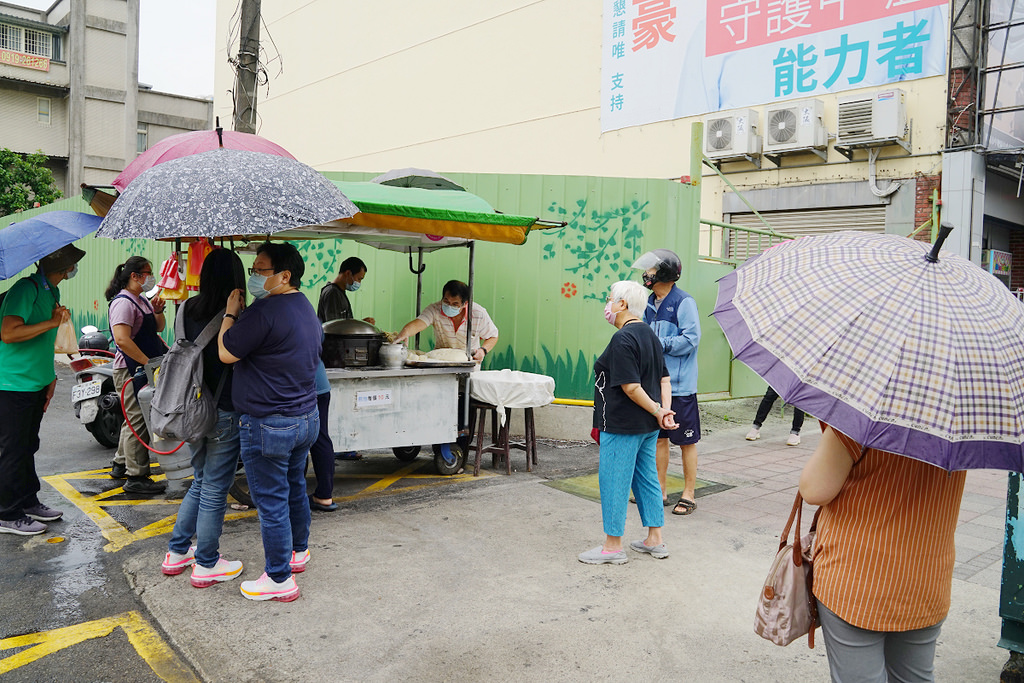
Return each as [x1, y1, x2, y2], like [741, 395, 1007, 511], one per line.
[161, 545, 197, 575]
[190, 558, 243, 588]
[289, 549, 310, 573]
[240, 573, 300, 602]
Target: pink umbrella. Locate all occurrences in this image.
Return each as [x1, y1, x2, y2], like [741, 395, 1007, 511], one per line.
[112, 119, 295, 192]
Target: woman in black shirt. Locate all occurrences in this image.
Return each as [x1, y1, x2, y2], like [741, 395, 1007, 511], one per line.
[579, 280, 677, 565]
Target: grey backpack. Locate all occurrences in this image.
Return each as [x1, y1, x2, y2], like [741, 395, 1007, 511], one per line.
[149, 307, 226, 442]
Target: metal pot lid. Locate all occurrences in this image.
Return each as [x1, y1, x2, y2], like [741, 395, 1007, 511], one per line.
[322, 318, 380, 336]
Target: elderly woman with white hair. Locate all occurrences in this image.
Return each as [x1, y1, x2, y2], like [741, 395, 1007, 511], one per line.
[579, 280, 677, 565]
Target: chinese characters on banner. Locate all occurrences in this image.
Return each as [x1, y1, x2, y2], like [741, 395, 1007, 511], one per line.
[601, 0, 949, 132]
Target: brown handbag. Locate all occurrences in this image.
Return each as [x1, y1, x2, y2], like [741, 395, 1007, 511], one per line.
[754, 492, 820, 648]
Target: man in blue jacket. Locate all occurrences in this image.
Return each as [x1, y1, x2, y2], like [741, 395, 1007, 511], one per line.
[633, 250, 701, 516]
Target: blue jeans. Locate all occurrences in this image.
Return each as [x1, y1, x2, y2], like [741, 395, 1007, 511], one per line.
[240, 410, 318, 582]
[599, 430, 663, 537]
[168, 410, 241, 568]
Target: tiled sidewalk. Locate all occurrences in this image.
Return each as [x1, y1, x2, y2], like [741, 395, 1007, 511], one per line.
[692, 423, 1010, 591]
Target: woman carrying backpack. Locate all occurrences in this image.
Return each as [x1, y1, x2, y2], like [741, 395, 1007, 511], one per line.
[161, 249, 247, 588]
[106, 256, 169, 495]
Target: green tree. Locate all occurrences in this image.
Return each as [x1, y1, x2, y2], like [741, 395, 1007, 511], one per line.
[0, 148, 62, 217]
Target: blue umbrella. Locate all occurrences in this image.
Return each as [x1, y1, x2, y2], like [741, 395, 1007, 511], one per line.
[0, 211, 101, 280]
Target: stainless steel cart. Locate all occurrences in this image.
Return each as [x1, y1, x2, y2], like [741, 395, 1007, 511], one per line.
[325, 364, 475, 475]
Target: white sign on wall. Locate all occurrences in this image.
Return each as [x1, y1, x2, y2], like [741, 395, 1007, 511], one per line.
[602, 0, 949, 132]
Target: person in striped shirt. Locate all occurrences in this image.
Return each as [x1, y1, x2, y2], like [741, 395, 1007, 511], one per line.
[799, 424, 966, 682]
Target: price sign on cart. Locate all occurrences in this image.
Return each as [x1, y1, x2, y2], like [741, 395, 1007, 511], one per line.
[355, 389, 394, 408]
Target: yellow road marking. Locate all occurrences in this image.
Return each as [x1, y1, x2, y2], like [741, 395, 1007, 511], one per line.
[44, 458, 490, 552]
[0, 611, 198, 682]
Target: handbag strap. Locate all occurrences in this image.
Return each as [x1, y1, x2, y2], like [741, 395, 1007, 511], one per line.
[781, 492, 820, 568]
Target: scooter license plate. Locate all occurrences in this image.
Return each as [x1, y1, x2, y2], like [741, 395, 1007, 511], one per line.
[72, 380, 102, 403]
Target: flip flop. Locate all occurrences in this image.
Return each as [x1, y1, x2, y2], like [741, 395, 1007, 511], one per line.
[672, 498, 697, 516]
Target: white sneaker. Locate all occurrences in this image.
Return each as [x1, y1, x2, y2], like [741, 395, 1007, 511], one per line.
[161, 545, 197, 575]
[745, 427, 761, 441]
[190, 557, 243, 588]
[289, 549, 310, 573]
[240, 572, 300, 602]
[787, 433, 801, 446]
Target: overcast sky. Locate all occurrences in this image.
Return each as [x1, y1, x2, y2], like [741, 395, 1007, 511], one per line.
[16, 0, 216, 98]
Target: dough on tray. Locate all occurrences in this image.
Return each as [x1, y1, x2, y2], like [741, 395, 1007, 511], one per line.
[427, 348, 471, 362]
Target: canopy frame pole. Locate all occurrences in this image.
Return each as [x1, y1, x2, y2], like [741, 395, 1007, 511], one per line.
[463, 240, 476, 448]
[414, 248, 424, 351]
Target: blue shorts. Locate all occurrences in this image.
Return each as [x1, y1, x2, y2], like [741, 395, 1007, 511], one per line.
[660, 394, 700, 445]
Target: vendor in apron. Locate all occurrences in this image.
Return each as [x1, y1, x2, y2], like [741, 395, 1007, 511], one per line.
[105, 256, 169, 495]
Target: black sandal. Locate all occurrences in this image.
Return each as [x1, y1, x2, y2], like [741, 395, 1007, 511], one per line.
[672, 498, 697, 515]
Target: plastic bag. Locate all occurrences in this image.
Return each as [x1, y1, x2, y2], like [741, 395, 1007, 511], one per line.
[158, 253, 189, 301]
[186, 239, 213, 291]
[54, 317, 79, 354]
[160, 276, 189, 301]
[157, 253, 182, 290]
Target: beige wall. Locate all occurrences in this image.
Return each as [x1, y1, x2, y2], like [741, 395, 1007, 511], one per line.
[0, 89, 68, 157]
[213, 0, 948, 228]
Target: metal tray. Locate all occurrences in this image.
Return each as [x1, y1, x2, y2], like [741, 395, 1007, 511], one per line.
[405, 359, 477, 368]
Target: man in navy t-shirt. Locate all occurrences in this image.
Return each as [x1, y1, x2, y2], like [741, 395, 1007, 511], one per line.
[218, 242, 321, 602]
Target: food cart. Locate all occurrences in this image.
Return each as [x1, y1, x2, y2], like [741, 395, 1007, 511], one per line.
[274, 180, 562, 475]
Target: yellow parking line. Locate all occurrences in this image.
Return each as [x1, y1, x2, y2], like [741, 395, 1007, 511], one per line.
[43, 474, 137, 551]
[0, 611, 198, 682]
[41, 471, 256, 552]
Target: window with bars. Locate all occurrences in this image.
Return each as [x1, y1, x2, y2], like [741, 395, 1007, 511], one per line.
[24, 28, 51, 58]
[0, 23, 20, 51]
[0, 23, 54, 58]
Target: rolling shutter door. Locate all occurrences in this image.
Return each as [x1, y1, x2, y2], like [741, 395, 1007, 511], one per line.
[725, 206, 886, 261]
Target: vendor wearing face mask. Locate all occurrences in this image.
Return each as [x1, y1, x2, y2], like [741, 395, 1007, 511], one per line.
[393, 280, 498, 363]
[106, 256, 170, 495]
[317, 256, 374, 325]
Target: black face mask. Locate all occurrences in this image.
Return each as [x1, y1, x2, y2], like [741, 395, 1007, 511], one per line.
[642, 272, 656, 290]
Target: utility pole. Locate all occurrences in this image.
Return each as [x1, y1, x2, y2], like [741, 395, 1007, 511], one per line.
[232, 0, 261, 134]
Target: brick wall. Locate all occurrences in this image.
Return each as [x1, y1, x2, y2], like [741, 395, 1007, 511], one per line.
[913, 174, 941, 242]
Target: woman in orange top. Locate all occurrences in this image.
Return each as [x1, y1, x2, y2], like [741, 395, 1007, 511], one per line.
[799, 425, 966, 682]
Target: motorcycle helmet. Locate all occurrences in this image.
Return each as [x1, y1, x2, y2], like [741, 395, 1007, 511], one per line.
[78, 330, 110, 351]
[631, 249, 682, 289]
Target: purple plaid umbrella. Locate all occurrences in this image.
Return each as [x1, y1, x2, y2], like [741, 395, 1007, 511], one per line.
[712, 227, 1024, 472]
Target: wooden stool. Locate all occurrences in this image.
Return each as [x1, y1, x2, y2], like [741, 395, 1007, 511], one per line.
[468, 399, 537, 476]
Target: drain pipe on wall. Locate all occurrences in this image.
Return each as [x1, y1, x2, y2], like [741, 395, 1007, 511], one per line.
[868, 148, 902, 198]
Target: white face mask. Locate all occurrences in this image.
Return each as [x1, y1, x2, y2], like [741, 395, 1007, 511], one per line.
[141, 274, 156, 291]
[65, 264, 78, 280]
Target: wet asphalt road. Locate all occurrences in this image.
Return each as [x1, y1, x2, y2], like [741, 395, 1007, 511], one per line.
[0, 365, 179, 682]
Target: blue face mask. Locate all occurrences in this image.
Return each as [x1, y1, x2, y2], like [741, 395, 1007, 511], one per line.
[441, 302, 463, 317]
[65, 264, 78, 280]
[248, 273, 271, 300]
[346, 280, 361, 292]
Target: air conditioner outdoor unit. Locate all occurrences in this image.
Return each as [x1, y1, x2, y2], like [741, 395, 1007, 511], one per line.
[836, 88, 908, 148]
[704, 108, 761, 161]
[762, 99, 827, 153]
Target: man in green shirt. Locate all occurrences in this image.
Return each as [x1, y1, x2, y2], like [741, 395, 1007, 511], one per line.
[0, 244, 84, 535]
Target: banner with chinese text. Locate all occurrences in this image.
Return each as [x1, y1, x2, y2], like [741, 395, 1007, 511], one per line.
[602, 0, 949, 132]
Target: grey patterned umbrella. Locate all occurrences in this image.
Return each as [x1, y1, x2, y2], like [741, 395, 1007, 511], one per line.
[96, 149, 358, 240]
[712, 228, 1024, 472]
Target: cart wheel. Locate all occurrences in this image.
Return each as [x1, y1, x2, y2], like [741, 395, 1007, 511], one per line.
[228, 473, 254, 508]
[393, 445, 421, 461]
[432, 443, 464, 476]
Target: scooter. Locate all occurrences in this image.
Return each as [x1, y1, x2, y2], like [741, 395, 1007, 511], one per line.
[70, 325, 124, 448]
